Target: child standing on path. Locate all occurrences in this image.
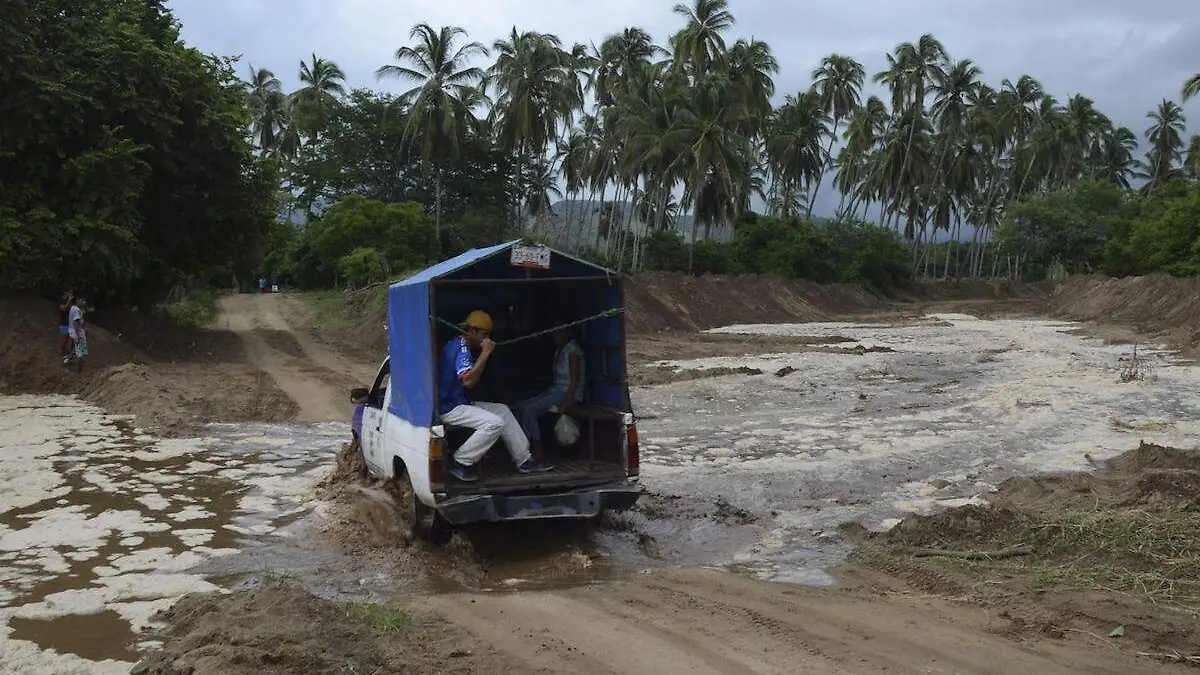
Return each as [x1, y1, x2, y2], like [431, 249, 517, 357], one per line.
[64, 296, 87, 367]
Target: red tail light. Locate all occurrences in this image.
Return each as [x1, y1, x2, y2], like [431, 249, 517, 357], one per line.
[429, 437, 446, 490]
[626, 426, 639, 476]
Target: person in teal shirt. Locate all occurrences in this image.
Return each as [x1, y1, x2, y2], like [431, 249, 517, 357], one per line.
[516, 327, 585, 456]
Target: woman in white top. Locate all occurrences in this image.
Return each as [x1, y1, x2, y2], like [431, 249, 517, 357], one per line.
[517, 327, 585, 456]
[64, 296, 87, 365]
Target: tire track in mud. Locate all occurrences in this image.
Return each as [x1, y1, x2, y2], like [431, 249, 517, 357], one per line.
[421, 568, 1182, 675]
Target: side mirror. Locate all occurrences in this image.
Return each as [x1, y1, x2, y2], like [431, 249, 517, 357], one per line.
[350, 388, 370, 404]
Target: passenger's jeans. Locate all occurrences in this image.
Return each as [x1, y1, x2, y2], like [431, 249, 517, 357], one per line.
[516, 387, 578, 442]
[442, 402, 531, 467]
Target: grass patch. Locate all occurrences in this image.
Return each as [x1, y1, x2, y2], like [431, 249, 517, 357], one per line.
[1025, 510, 1200, 613]
[903, 509, 1200, 617]
[162, 289, 221, 328]
[346, 602, 412, 633]
[298, 285, 389, 331]
[299, 289, 352, 329]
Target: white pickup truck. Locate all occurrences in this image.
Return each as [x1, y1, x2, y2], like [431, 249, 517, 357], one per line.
[348, 241, 641, 538]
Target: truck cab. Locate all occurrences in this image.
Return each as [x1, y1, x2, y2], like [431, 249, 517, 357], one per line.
[350, 241, 640, 537]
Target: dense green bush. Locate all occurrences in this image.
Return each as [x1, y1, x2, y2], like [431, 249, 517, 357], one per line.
[336, 248, 388, 288]
[997, 179, 1200, 280]
[278, 196, 434, 288]
[162, 289, 221, 328]
[636, 216, 910, 289]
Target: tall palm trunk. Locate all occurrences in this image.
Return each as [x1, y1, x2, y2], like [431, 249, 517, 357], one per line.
[688, 196, 701, 273]
[1015, 154, 1038, 201]
[942, 217, 960, 278]
[593, 182, 608, 253]
[618, 182, 637, 272]
[806, 116, 841, 218]
[562, 191, 573, 251]
[433, 166, 443, 256]
[605, 184, 623, 260]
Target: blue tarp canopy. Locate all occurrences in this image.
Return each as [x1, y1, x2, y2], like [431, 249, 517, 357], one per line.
[387, 240, 623, 426]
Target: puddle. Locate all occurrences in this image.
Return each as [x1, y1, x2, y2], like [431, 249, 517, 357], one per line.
[8, 612, 140, 663]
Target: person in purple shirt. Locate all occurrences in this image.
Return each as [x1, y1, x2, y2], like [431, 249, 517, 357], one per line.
[439, 310, 553, 482]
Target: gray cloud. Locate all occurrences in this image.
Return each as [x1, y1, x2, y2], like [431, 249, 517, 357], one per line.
[168, 0, 1197, 217]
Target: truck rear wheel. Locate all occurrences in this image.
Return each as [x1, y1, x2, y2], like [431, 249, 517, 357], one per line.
[395, 474, 444, 541]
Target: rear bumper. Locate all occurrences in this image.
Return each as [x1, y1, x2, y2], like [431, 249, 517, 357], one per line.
[435, 483, 639, 525]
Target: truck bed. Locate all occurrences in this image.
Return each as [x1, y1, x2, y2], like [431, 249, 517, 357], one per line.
[449, 459, 626, 495]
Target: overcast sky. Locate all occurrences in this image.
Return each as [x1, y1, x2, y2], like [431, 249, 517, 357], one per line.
[168, 0, 1198, 218]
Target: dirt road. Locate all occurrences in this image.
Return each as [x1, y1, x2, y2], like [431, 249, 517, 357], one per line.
[217, 293, 375, 422]
[423, 566, 1172, 675]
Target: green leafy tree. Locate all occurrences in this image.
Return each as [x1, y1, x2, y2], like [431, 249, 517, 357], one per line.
[998, 180, 1127, 278]
[0, 0, 276, 303]
[281, 196, 434, 287]
[1125, 182, 1200, 275]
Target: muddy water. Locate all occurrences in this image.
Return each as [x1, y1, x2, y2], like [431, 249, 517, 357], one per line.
[635, 314, 1200, 583]
[0, 400, 343, 674]
[5, 313, 1200, 672]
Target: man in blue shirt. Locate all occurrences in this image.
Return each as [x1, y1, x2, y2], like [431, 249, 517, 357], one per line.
[440, 310, 553, 482]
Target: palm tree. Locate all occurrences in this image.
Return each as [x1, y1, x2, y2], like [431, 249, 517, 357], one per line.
[489, 29, 581, 226]
[1184, 73, 1200, 102]
[293, 54, 346, 144]
[1142, 99, 1187, 193]
[726, 38, 778, 136]
[376, 23, 489, 252]
[834, 95, 888, 219]
[523, 158, 564, 224]
[664, 73, 748, 270]
[556, 129, 593, 250]
[1094, 126, 1139, 189]
[669, 0, 735, 77]
[808, 54, 864, 216]
[243, 66, 287, 154]
[595, 28, 667, 106]
[871, 35, 947, 233]
[766, 91, 829, 218]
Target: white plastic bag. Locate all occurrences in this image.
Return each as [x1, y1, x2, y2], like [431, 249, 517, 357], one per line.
[554, 414, 580, 446]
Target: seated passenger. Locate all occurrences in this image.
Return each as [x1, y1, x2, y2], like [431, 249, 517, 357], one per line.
[439, 310, 554, 482]
[517, 327, 584, 456]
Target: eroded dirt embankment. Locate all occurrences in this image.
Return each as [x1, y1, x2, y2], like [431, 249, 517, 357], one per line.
[0, 297, 296, 433]
[1049, 274, 1200, 354]
[624, 272, 1047, 332]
